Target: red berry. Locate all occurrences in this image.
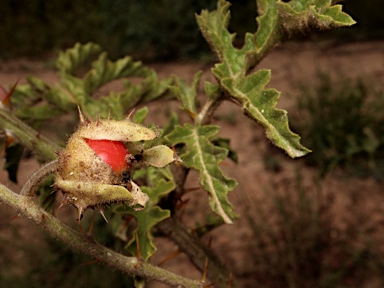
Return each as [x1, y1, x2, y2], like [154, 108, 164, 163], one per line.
[85, 139, 129, 174]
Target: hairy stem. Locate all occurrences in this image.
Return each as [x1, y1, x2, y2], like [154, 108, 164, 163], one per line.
[197, 90, 225, 126]
[0, 108, 60, 161]
[20, 160, 58, 196]
[0, 183, 202, 288]
[165, 87, 235, 286]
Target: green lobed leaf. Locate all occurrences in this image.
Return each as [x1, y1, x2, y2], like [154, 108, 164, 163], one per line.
[15, 104, 63, 122]
[12, 77, 76, 123]
[211, 137, 238, 163]
[132, 106, 149, 124]
[125, 205, 170, 261]
[277, 0, 356, 31]
[195, 0, 233, 62]
[166, 123, 237, 224]
[83, 53, 146, 95]
[56, 43, 174, 119]
[197, 0, 311, 157]
[198, 0, 355, 70]
[13, 42, 174, 124]
[171, 71, 203, 117]
[119, 70, 174, 109]
[223, 69, 310, 157]
[160, 112, 179, 140]
[204, 81, 221, 101]
[56, 42, 102, 75]
[99, 91, 125, 119]
[114, 167, 175, 261]
[321, 5, 356, 26]
[254, 0, 279, 57]
[11, 84, 41, 107]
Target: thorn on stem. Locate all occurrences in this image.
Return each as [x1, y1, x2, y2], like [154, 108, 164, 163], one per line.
[99, 210, 108, 223]
[127, 108, 135, 120]
[157, 249, 181, 266]
[202, 257, 208, 284]
[77, 106, 85, 123]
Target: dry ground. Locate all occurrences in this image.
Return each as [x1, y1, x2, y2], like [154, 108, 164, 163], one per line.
[1, 40, 384, 287]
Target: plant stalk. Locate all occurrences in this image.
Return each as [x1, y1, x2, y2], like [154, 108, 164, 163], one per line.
[158, 217, 236, 288]
[0, 108, 59, 161]
[20, 160, 59, 196]
[0, 182, 202, 288]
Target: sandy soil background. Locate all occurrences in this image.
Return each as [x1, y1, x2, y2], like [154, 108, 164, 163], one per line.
[1, 40, 384, 287]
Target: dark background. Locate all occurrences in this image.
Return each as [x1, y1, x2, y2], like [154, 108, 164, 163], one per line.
[0, 0, 382, 61]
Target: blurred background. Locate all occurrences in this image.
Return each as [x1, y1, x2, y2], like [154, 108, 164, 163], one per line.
[1, 1, 384, 288]
[0, 0, 383, 61]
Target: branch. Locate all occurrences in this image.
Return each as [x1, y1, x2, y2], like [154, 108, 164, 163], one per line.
[157, 217, 235, 288]
[0, 108, 59, 161]
[0, 182, 202, 287]
[196, 89, 226, 126]
[20, 160, 58, 196]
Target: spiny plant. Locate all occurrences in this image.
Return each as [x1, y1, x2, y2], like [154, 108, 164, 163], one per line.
[0, 0, 354, 287]
[291, 73, 384, 177]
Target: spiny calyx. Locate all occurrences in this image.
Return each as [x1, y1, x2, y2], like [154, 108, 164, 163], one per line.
[55, 110, 179, 221]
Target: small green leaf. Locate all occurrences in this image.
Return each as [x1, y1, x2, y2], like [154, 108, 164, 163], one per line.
[321, 5, 356, 26]
[196, 0, 233, 62]
[126, 205, 170, 261]
[171, 71, 203, 116]
[119, 71, 174, 110]
[212, 137, 238, 163]
[132, 107, 149, 124]
[146, 166, 176, 203]
[204, 81, 221, 100]
[26, 76, 48, 92]
[15, 104, 63, 122]
[254, 0, 279, 57]
[277, 0, 356, 31]
[166, 123, 237, 224]
[114, 168, 175, 260]
[160, 112, 179, 140]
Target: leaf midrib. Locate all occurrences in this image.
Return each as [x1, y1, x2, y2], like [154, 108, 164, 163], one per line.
[192, 127, 233, 224]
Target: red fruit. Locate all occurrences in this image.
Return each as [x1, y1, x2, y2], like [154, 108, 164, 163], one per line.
[85, 139, 129, 174]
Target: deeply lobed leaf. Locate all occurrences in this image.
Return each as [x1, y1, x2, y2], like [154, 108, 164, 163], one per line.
[166, 123, 237, 224]
[56, 42, 102, 75]
[114, 167, 175, 261]
[13, 42, 174, 121]
[170, 71, 203, 117]
[197, 0, 313, 158]
[222, 70, 311, 157]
